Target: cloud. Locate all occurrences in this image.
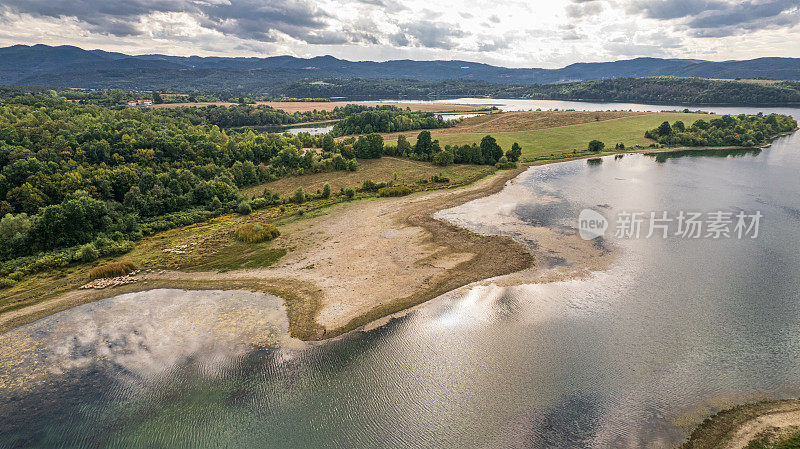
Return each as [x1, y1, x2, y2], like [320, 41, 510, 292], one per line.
[565, 1, 604, 18]
[395, 21, 466, 49]
[627, 0, 800, 36]
[0, 0, 334, 43]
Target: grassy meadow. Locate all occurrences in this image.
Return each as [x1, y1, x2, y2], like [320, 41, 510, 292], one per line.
[402, 112, 721, 161]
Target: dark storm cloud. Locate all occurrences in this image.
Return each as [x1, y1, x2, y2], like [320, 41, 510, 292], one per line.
[627, 0, 800, 36]
[395, 22, 466, 49]
[0, 0, 334, 42]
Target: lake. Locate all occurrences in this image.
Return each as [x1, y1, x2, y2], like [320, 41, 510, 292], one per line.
[1, 101, 799, 448]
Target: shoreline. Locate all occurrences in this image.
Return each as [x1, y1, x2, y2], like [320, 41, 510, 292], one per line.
[681, 398, 800, 449]
[1, 131, 795, 340]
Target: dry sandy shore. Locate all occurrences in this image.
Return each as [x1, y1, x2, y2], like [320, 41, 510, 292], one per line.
[681, 399, 800, 449]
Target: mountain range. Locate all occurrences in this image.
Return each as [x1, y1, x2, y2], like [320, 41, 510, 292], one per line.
[2, 44, 800, 93]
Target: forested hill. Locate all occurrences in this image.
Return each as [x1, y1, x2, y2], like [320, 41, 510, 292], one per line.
[281, 77, 800, 106]
[3, 44, 800, 89]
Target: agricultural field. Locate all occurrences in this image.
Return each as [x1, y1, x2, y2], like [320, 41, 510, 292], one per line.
[392, 111, 721, 160]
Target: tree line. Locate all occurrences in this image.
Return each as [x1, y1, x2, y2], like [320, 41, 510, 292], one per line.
[645, 113, 797, 147]
[0, 95, 362, 280]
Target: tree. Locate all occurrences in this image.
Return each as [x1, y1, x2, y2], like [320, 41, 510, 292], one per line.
[414, 131, 433, 156]
[397, 135, 411, 155]
[673, 120, 685, 132]
[432, 150, 454, 166]
[322, 135, 335, 153]
[153, 92, 164, 104]
[480, 135, 502, 164]
[588, 140, 605, 152]
[322, 182, 331, 199]
[354, 133, 384, 158]
[506, 142, 522, 162]
[657, 121, 672, 136]
[293, 187, 306, 204]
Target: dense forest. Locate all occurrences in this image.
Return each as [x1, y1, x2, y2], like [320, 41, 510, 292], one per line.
[331, 109, 455, 136]
[0, 95, 362, 280]
[155, 103, 401, 128]
[282, 77, 800, 106]
[4, 77, 800, 110]
[644, 113, 797, 146]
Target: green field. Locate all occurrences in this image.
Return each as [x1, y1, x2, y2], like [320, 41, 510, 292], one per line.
[429, 112, 720, 159]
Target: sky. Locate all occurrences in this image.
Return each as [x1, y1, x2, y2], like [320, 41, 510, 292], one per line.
[0, 0, 798, 68]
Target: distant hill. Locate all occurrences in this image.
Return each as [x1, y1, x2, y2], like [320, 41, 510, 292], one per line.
[2, 44, 800, 93]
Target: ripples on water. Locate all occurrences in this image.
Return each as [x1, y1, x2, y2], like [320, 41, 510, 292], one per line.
[2, 102, 800, 448]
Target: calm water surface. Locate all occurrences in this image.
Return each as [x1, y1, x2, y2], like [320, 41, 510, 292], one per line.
[1, 102, 800, 448]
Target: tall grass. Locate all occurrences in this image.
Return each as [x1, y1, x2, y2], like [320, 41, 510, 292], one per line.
[235, 223, 281, 243]
[88, 261, 137, 279]
[378, 185, 412, 197]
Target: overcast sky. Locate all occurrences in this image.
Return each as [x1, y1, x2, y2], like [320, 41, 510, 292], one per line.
[0, 0, 798, 67]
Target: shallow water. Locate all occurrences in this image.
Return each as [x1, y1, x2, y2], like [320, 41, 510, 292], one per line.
[2, 103, 800, 448]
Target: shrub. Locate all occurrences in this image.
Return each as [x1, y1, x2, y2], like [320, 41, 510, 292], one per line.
[89, 261, 137, 279]
[432, 150, 454, 166]
[293, 187, 306, 204]
[234, 223, 280, 243]
[322, 182, 331, 199]
[8, 271, 24, 281]
[378, 185, 413, 197]
[0, 278, 17, 289]
[252, 197, 269, 210]
[237, 201, 252, 215]
[588, 140, 605, 152]
[344, 187, 355, 199]
[76, 243, 99, 262]
[297, 207, 306, 216]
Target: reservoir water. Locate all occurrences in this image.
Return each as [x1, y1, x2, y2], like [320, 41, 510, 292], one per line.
[1, 102, 799, 448]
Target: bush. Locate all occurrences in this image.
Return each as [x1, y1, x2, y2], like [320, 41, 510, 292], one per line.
[76, 243, 99, 262]
[8, 271, 24, 281]
[234, 223, 280, 243]
[0, 278, 17, 289]
[322, 182, 331, 199]
[588, 140, 605, 152]
[297, 207, 306, 216]
[432, 150, 454, 166]
[252, 197, 270, 210]
[378, 185, 413, 197]
[344, 187, 355, 199]
[237, 201, 252, 215]
[89, 261, 137, 279]
[293, 187, 306, 204]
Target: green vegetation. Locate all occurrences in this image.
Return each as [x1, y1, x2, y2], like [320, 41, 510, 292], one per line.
[234, 223, 280, 243]
[88, 261, 136, 279]
[588, 140, 605, 152]
[283, 77, 800, 106]
[378, 185, 413, 197]
[645, 113, 797, 146]
[331, 108, 455, 135]
[0, 95, 362, 283]
[430, 112, 720, 161]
